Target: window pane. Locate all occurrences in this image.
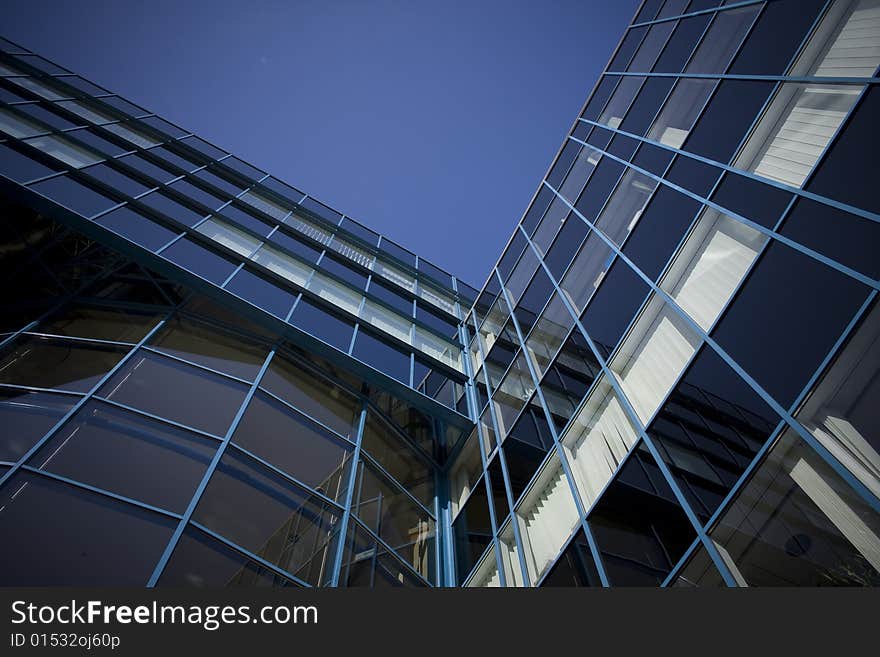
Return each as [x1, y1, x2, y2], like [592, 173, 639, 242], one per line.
[684, 4, 759, 73]
[710, 430, 880, 585]
[595, 168, 658, 245]
[41, 304, 158, 343]
[289, 297, 355, 351]
[581, 259, 650, 360]
[361, 414, 434, 505]
[196, 217, 261, 258]
[560, 231, 614, 314]
[0, 389, 74, 461]
[0, 335, 126, 392]
[251, 243, 313, 286]
[95, 206, 177, 251]
[23, 134, 102, 168]
[30, 400, 216, 512]
[0, 472, 175, 585]
[452, 477, 492, 584]
[598, 76, 644, 129]
[98, 350, 249, 436]
[647, 78, 715, 149]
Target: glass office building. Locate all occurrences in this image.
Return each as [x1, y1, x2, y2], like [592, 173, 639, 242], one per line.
[0, 0, 878, 587]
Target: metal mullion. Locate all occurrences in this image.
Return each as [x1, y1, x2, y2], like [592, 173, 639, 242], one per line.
[329, 403, 368, 587]
[19, 331, 134, 348]
[0, 382, 84, 398]
[187, 521, 311, 588]
[92, 396, 225, 443]
[256, 387, 356, 448]
[137, 345, 254, 387]
[603, 70, 880, 84]
[145, 347, 277, 587]
[346, 515, 433, 587]
[357, 450, 435, 519]
[17, 465, 183, 521]
[0, 312, 171, 492]
[631, 0, 770, 29]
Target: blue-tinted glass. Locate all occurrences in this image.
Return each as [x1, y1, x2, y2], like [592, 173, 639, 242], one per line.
[416, 302, 458, 339]
[607, 134, 640, 160]
[807, 86, 880, 215]
[665, 155, 722, 196]
[609, 27, 648, 70]
[193, 168, 245, 197]
[320, 254, 367, 291]
[225, 268, 294, 319]
[515, 266, 553, 336]
[581, 259, 650, 359]
[95, 205, 177, 251]
[15, 102, 80, 131]
[99, 349, 249, 436]
[547, 140, 581, 188]
[141, 118, 187, 140]
[729, 0, 826, 75]
[649, 345, 781, 523]
[168, 179, 226, 213]
[65, 128, 128, 157]
[180, 135, 226, 162]
[544, 216, 589, 281]
[300, 197, 342, 225]
[653, 14, 711, 72]
[100, 96, 149, 118]
[631, 141, 674, 175]
[139, 191, 207, 227]
[30, 400, 216, 512]
[541, 329, 600, 433]
[148, 145, 200, 173]
[368, 279, 413, 316]
[635, 0, 664, 22]
[0, 142, 60, 182]
[418, 259, 452, 288]
[380, 238, 417, 267]
[29, 175, 116, 217]
[684, 80, 774, 164]
[353, 329, 411, 384]
[685, 4, 760, 73]
[117, 152, 176, 184]
[0, 472, 175, 586]
[574, 157, 625, 223]
[161, 237, 237, 285]
[620, 77, 675, 135]
[588, 444, 696, 586]
[711, 172, 792, 228]
[712, 242, 870, 408]
[627, 20, 676, 71]
[289, 297, 354, 351]
[217, 203, 274, 237]
[586, 125, 613, 150]
[340, 218, 379, 246]
[81, 162, 152, 197]
[657, 0, 689, 19]
[622, 184, 701, 281]
[219, 156, 264, 183]
[581, 76, 619, 122]
[270, 230, 321, 263]
[0, 389, 74, 461]
[521, 191, 551, 239]
[572, 121, 590, 142]
[780, 198, 880, 280]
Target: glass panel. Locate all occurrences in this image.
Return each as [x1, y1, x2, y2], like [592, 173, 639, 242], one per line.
[449, 428, 483, 519]
[598, 76, 644, 129]
[260, 354, 359, 439]
[0, 107, 45, 137]
[361, 414, 434, 505]
[361, 299, 412, 344]
[149, 315, 267, 381]
[338, 521, 427, 587]
[595, 168, 658, 245]
[684, 4, 759, 73]
[581, 259, 650, 360]
[710, 429, 880, 585]
[24, 134, 102, 168]
[492, 353, 535, 437]
[306, 272, 362, 315]
[647, 78, 715, 148]
[98, 350, 249, 436]
[562, 377, 639, 510]
[515, 454, 580, 583]
[452, 477, 492, 584]
[231, 391, 352, 502]
[588, 444, 696, 586]
[541, 530, 602, 586]
[374, 260, 415, 292]
[30, 400, 216, 512]
[251, 243, 313, 286]
[0, 389, 74, 461]
[0, 472, 175, 585]
[790, 0, 880, 78]
[560, 231, 614, 314]
[662, 208, 767, 331]
[195, 217, 261, 258]
[526, 293, 573, 378]
[41, 305, 157, 343]
[0, 335, 126, 392]
[413, 326, 461, 371]
[466, 546, 501, 587]
[499, 520, 526, 587]
[289, 297, 355, 351]
[193, 450, 339, 584]
[239, 190, 290, 222]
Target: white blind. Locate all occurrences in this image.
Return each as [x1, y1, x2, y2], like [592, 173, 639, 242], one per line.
[814, 0, 880, 78]
[668, 212, 765, 332]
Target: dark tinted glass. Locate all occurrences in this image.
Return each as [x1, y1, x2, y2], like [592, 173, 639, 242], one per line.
[628, 20, 676, 71]
[586, 125, 613, 150]
[712, 242, 869, 408]
[607, 134, 640, 160]
[138, 191, 207, 227]
[231, 391, 352, 499]
[81, 162, 152, 197]
[521, 187, 554, 235]
[339, 521, 427, 588]
[631, 141, 674, 175]
[581, 260, 650, 359]
[353, 329, 411, 384]
[514, 266, 553, 336]
[0, 142, 60, 182]
[95, 206, 177, 251]
[42, 304, 158, 343]
[574, 157, 625, 223]
[729, 0, 826, 75]
[653, 14, 711, 72]
[665, 156, 722, 197]
[711, 172, 793, 228]
[807, 86, 880, 215]
[0, 389, 74, 461]
[269, 230, 321, 264]
[541, 530, 602, 586]
[547, 140, 581, 188]
[225, 268, 294, 319]
[99, 350, 249, 436]
[541, 329, 600, 432]
[452, 478, 493, 584]
[289, 297, 354, 351]
[609, 27, 648, 70]
[622, 184, 701, 281]
[30, 400, 215, 512]
[0, 335, 125, 392]
[320, 255, 367, 291]
[581, 76, 619, 122]
[684, 80, 774, 164]
[648, 345, 781, 522]
[620, 77, 675, 135]
[588, 444, 696, 585]
[368, 280, 413, 316]
[544, 216, 589, 281]
[0, 472, 175, 586]
[161, 237, 237, 285]
[780, 198, 880, 280]
[29, 175, 116, 217]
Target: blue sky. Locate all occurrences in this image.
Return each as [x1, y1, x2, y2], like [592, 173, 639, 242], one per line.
[3, 0, 637, 287]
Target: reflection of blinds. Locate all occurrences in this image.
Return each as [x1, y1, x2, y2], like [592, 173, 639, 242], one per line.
[670, 214, 763, 331]
[752, 87, 858, 187]
[813, 0, 880, 78]
[520, 463, 579, 579]
[567, 392, 636, 509]
[617, 307, 700, 424]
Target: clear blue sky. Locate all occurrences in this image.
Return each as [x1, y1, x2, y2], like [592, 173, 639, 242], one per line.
[3, 0, 637, 287]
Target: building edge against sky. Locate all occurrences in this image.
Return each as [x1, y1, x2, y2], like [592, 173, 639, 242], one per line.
[0, 0, 879, 587]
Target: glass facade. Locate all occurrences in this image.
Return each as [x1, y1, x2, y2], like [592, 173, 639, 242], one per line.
[1, 0, 879, 587]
